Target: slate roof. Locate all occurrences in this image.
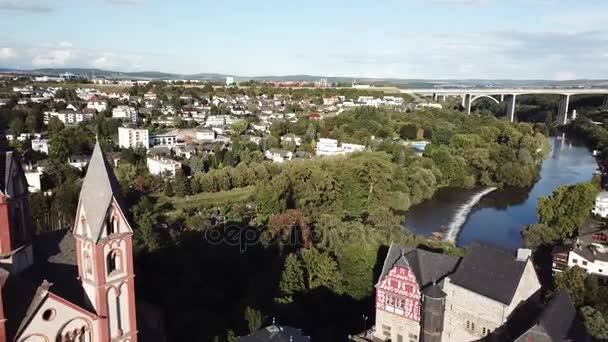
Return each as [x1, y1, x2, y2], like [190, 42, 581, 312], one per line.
[450, 243, 528, 305]
[537, 290, 579, 341]
[376, 242, 460, 289]
[78, 141, 126, 243]
[2, 230, 93, 340]
[236, 325, 310, 342]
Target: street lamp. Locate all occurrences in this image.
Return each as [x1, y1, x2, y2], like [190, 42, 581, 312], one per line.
[362, 315, 369, 338]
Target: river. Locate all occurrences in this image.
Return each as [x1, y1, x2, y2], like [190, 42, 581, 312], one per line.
[404, 135, 599, 250]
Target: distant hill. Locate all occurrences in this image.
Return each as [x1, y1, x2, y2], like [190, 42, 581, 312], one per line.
[1, 67, 607, 88]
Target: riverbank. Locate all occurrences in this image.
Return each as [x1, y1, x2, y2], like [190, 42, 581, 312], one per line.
[405, 136, 598, 250]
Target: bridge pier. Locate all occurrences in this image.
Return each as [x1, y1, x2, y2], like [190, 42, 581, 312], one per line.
[506, 95, 517, 122]
[500, 94, 505, 102]
[464, 94, 472, 114]
[557, 94, 571, 125]
[602, 97, 608, 112]
[433, 93, 438, 102]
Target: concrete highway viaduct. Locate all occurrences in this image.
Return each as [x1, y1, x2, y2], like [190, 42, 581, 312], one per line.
[400, 88, 608, 124]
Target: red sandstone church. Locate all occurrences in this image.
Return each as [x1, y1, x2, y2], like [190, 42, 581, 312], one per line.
[0, 142, 139, 342]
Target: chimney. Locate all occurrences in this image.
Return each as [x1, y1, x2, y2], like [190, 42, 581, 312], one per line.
[516, 248, 532, 261]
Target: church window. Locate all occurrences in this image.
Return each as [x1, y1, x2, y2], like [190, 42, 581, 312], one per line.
[84, 252, 92, 275]
[42, 308, 56, 321]
[107, 250, 121, 274]
[107, 214, 118, 236]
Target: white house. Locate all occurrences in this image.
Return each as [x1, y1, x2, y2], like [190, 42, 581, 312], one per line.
[44, 110, 95, 125]
[196, 129, 216, 141]
[149, 133, 178, 147]
[280, 134, 302, 146]
[265, 149, 293, 163]
[342, 143, 365, 154]
[68, 155, 90, 169]
[118, 126, 149, 149]
[86, 98, 108, 112]
[146, 156, 181, 177]
[31, 138, 49, 154]
[24, 168, 42, 193]
[112, 105, 138, 123]
[316, 138, 364, 156]
[592, 190, 608, 218]
[552, 219, 608, 279]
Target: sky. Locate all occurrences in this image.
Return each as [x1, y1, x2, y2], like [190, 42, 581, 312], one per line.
[0, 0, 607, 80]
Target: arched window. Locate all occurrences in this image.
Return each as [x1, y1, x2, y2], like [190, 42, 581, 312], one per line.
[106, 250, 121, 275]
[84, 252, 92, 275]
[106, 214, 118, 236]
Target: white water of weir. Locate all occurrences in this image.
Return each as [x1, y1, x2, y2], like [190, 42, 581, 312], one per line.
[443, 187, 497, 243]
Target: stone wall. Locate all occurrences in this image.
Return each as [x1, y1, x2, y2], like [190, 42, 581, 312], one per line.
[374, 309, 420, 342]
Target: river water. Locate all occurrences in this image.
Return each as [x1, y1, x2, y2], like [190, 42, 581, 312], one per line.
[404, 136, 599, 250]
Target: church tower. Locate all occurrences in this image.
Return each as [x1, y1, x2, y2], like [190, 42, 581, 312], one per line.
[0, 151, 34, 273]
[73, 141, 138, 341]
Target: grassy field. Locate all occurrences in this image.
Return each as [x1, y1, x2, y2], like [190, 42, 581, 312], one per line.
[159, 186, 256, 214]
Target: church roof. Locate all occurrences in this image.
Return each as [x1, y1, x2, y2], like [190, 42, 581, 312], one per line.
[77, 141, 127, 243]
[376, 243, 460, 289]
[450, 243, 528, 305]
[537, 290, 580, 341]
[2, 230, 95, 340]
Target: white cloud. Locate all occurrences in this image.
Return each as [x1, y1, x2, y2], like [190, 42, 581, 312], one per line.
[0, 0, 52, 13]
[92, 52, 143, 69]
[31, 41, 75, 66]
[0, 47, 17, 59]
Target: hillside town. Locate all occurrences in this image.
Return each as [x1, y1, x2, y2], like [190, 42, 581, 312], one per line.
[0, 69, 607, 342]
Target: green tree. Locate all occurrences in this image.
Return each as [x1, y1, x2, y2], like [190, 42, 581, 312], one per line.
[173, 171, 191, 196]
[47, 116, 65, 135]
[300, 248, 342, 292]
[9, 117, 24, 137]
[337, 243, 377, 300]
[25, 113, 38, 132]
[581, 306, 608, 340]
[276, 253, 305, 303]
[554, 266, 586, 306]
[521, 223, 559, 249]
[244, 307, 266, 333]
[537, 182, 599, 239]
[231, 120, 249, 136]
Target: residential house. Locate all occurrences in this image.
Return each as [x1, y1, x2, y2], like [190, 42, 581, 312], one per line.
[552, 219, 608, 279]
[146, 155, 181, 177]
[280, 134, 302, 146]
[86, 97, 108, 112]
[592, 190, 608, 218]
[67, 155, 90, 169]
[31, 139, 49, 154]
[113, 105, 138, 123]
[265, 149, 293, 163]
[373, 243, 540, 342]
[149, 133, 178, 147]
[143, 92, 157, 101]
[43, 110, 94, 125]
[118, 127, 150, 149]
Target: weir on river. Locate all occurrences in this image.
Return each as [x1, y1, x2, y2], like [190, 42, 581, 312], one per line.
[404, 136, 598, 250]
